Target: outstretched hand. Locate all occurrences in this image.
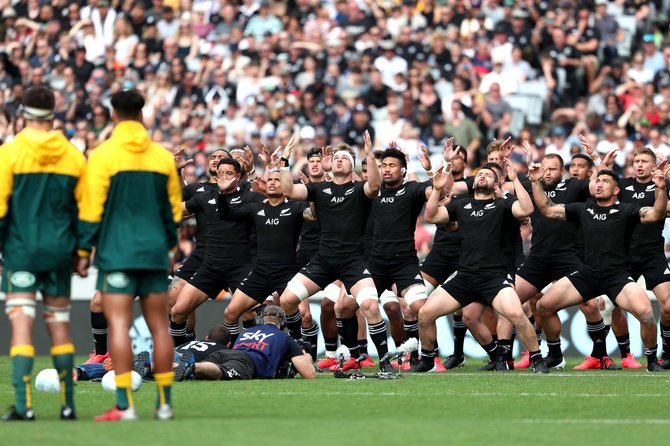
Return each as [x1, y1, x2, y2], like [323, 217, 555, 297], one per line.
[528, 162, 544, 182]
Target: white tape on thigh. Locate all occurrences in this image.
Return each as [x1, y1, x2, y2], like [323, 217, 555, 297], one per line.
[379, 290, 398, 306]
[355, 287, 378, 306]
[404, 284, 428, 306]
[5, 298, 36, 319]
[286, 279, 310, 302]
[323, 283, 340, 303]
[424, 280, 436, 295]
[44, 305, 71, 323]
[599, 295, 615, 325]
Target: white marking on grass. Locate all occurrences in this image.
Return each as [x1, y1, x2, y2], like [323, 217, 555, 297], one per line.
[515, 418, 670, 426]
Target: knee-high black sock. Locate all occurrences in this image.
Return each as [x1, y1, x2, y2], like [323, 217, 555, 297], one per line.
[285, 311, 302, 339]
[587, 319, 607, 359]
[453, 315, 466, 357]
[358, 338, 368, 355]
[91, 311, 108, 355]
[301, 323, 319, 359]
[242, 318, 255, 329]
[546, 339, 562, 358]
[368, 320, 388, 358]
[616, 334, 631, 357]
[529, 315, 542, 347]
[324, 336, 339, 355]
[338, 316, 360, 358]
[169, 319, 187, 347]
[498, 339, 513, 361]
[184, 329, 196, 343]
[645, 345, 659, 364]
[661, 323, 670, 359]
[404, 319, 419, 342]
[223, 321, 241, 345]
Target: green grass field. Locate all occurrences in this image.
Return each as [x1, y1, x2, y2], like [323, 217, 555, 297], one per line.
[0, 356, 667, 446]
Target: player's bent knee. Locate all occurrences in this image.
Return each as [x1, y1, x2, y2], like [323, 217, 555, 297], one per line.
[285, 278, 310, 302]
[5, 299, 36, 320]
[355, 286, 378, 307]
[404, 285, 427, 307]
[43, 305, 71, 323]
[323, 283, 340, 303]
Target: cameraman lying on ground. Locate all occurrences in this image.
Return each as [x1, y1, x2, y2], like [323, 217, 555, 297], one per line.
[175, 305, 316, 380]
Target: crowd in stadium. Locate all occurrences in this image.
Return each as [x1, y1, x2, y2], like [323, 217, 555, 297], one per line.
[2, 0, 670, 422]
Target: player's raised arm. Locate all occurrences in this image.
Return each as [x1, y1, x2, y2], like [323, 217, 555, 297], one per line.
[280, 135, 308, 201]
[505, 157, 534, 219]
[529, 163, 566, 221]
[641, 163, 669, 224]
[425, 165, 451, 224]
[362, 130, 380, 198]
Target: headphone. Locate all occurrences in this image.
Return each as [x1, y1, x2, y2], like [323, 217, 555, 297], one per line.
[262, 305, 286, 327]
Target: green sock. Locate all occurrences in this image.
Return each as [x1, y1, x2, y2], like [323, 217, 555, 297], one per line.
[51, 344, 75, 409]
[11, 345, 35, 414]
[115, 372, 133, 410]
[154, 371, 174, 408]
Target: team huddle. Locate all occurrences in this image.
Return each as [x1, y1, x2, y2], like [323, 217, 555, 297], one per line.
[2, 86, 670, 422]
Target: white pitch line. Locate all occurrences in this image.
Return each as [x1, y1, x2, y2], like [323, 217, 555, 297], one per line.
[515, 419, 670, 426]
[217, 391, 664, 398]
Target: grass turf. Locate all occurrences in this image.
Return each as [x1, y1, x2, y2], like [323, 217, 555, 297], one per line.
[0, 356, 667, 446]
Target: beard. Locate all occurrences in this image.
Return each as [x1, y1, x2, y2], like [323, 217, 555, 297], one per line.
[474, 183, 494, 195]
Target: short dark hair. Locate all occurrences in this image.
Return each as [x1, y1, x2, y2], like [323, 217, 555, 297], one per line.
[597, 169, 620, 187]
[209, 148, 230, 158]
[307, 147, 322, 159]
[110, 89, 145, 120]
[570, 153, 593, 168]
[218, 157, 242, 174]
[207, 325, 231, 344]
[22, 85, 55, 120]
[481, 163, 501, 183]
[543, 153, 565, 169]
[381, 148, 407, 168]
[262, 305, 285, 327]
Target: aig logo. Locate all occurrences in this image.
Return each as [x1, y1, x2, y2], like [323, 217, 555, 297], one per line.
[265, 218, 280, 225]
[632, 192, 645, 199]
[470, 210, 484, 217]
[331, 197, 344, 204]
[546, 191, 556, 198]
[381, 197, 395, 204]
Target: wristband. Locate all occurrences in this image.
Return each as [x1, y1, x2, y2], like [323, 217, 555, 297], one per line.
[280, 166, 290, 171]
[281, 157, 289, 166]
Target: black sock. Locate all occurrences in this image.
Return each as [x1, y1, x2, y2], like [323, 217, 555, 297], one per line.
[420, 347, 436, 363]
[616, 334, 631, 357]
[498, 339, 513, 361]
[510, 327, 517, 345]
[358, 338, 368, 355]
[301, 323, 319, 359]
[453, 315, 466, 357]
[529, 350, 542, 364]
[661, 323, 670, 359]
[169, 319, 187, 347]
[223, 321, 240, 345]
[482, 341, 498, 361]
[587, 319, 607, 359]
[338, 316, 360, 359]
[91, 311, 108, 355]
[492, 334, 498, 343]
[368, 320, 389, 358]
[285, 311, 302, 339]
[645, 345, 659, 364]
[184, 329, 196, 343]
[547, 339, 562, 358]
[404, 319, 419, 343]
[242, 319, 255, 329]
[324, 336, 338, 354]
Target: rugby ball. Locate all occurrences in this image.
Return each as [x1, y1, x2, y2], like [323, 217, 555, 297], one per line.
[35, 368, 61, 393]
[101, 370, 143, 392]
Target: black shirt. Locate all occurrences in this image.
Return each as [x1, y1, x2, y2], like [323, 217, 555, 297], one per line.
[371, 181, 428, 258]
[445, 196, 516, 274]
[218, 196, 307, 265]
[527, 178, 591, 258]
[565, 199, 641, 272]
[432, 177, 474, 255]
[182, 182, 217, 253]
[185, 188, 262, 264]
[176, 340, 228, 362]
[618, 177, 666, 255]
[305, 180, 372, 257]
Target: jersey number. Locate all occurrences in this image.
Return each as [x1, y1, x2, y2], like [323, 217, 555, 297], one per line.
[181, 341, 215, 352]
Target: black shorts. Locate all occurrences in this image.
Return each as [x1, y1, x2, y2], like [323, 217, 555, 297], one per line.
[300, 253, 371, 292]
[174, 249, 206, 281]
[516, 255, 582, 292]
[567, 266, 635, 303]
[295, 249, 316, 270]
[420, 248, 459, 284]
[238, 263, 300, 304]
[205, 349, 256, 380]
[631, 254, 670, 291]
[441, 270, 514, 307]
[368, 255, 424, 295]
[188, 261, 252, 299]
